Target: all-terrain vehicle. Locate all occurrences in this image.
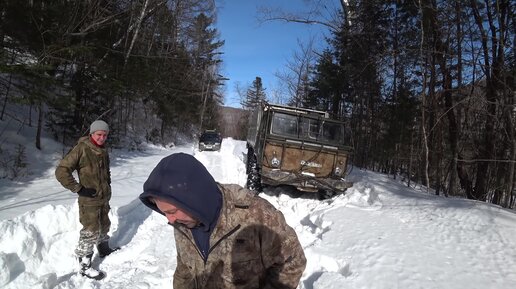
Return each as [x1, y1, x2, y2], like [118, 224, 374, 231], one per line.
[246, 103, 353, 198]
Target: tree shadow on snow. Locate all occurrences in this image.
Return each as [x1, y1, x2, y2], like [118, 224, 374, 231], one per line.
[0, 188, 76, 213]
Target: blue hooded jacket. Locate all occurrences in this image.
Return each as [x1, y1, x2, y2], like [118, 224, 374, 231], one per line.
[139, 153, 222, 260]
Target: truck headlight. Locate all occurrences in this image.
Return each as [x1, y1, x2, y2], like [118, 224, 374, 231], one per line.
[271, 157, 281, 168]
[334, 166, 343, 176]
[270, 151, 281, 168]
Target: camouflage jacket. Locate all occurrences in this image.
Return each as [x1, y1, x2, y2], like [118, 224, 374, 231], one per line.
[172, 184, 306, 289]
[55, 136, 111, 206]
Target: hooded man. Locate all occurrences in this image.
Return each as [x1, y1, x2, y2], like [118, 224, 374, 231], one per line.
[55, 120, 119, 280]
[139, 153, 306, 289]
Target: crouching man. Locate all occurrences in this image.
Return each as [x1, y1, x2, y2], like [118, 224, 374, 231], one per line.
[139, 153, 307, 289]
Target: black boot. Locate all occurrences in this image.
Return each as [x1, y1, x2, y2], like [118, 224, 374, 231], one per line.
[97, 241, 120, 258]
[79, 253, 105, 280]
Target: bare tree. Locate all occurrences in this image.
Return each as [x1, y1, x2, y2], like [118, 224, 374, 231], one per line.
[467, 0, 513, 203]
[257, 0, 345, 33]
[275, 37, 317, 107]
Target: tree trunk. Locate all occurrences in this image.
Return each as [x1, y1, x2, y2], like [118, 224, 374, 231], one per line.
[447, 0, 463, 197]
[124, 0, 149, 66]
[502, 80, 515, 208]
[35, 102, 43, 150]
[0, 73, 13, 120]
[468, 0, 509, 202]
[1, 49, 17, 120]
[407, 135, 413, 188]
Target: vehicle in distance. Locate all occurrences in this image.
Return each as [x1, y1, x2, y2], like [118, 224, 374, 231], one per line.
[198, 130, 222, 152]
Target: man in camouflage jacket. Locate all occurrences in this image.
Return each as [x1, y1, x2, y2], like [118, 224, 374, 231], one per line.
[140, 153, 307, 289]
[55, 120, 119, 280]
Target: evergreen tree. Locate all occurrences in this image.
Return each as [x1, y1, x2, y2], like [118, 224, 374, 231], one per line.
[242, 77, 267, 110]
[306, 49, 342, 113]
[188, 12, 225, 131]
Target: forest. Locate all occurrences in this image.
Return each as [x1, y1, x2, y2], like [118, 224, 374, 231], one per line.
[1, 1, 515, 208]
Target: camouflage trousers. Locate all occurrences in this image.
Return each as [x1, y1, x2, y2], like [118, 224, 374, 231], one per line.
[75, 203, 111, 258]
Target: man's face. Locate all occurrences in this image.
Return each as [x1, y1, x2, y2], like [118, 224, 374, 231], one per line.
[91, 130, 108, 146]
[154, 198, 200, 229]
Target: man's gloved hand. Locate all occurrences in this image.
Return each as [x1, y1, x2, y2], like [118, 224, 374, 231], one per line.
[78, 187, 96, 198]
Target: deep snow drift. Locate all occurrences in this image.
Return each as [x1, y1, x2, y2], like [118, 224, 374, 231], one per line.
[0, 137, 515, 289]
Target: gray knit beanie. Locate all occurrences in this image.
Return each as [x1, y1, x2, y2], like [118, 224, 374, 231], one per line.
[90, 120, 109, 134]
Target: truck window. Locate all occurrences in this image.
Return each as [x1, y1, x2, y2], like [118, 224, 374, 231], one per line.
[321, 122, 344, 143]
[270, 111, 347, 145]
[271, 113, 298, 137]
[299, 118, 320, 140]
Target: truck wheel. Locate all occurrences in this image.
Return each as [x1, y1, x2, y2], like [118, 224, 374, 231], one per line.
[246, 147, 263, 193]
[245, 144, 252, 174]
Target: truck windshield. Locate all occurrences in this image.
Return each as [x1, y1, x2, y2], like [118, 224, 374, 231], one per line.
[271, 112, 345, 144]
[200, 133, 220, 142]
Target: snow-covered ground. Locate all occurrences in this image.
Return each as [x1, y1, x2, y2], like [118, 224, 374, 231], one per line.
[1, 130, 516, 289]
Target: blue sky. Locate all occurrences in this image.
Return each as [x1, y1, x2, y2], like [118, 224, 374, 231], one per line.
[216, 1, 332, 107]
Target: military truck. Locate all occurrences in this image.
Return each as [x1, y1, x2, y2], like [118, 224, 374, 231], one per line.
[245, 102, 353, 198]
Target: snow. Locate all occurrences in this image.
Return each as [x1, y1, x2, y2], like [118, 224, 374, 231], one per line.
[1, 126, 516, 289]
